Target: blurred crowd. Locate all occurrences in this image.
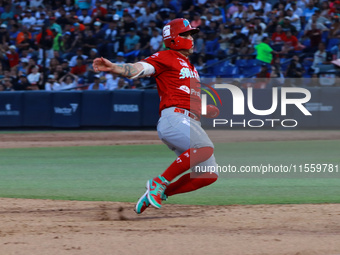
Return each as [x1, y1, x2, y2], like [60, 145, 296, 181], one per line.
[1, 0, 340, 92]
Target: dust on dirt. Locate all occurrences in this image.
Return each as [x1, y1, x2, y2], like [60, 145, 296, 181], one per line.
[0, 130, 339, 255]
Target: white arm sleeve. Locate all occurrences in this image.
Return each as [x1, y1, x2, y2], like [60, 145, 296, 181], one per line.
[130, 62, 155, 79]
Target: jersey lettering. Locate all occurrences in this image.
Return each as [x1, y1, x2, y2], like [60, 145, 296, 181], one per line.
[178, 85, 190, 94]
[191, 89, 200, 97]
[177, 58, 189, 67]
[179, 67, 199, 79]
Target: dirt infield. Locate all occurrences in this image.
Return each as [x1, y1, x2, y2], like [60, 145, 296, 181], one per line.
[0, 198, 339, 255]
[1, 130, 340, 255]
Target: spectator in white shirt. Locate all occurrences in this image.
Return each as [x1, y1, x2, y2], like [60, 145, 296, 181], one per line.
[244, 5, 256, 20]
[35, 6, 46, 19]
[312, 42, 328, 70]
[304, 13, 329, 33]
[306, 9, 330, 26]
[211, 8, 224, 23]
[27, 65, 41, 88]
[232, 3, 246, 22]
[251, 0, 262, 10]
[259, 0, 272, 15]
[149, 28, 163, 54]
[105, 73, 119, 90]
[78, 8, 92, 25]
[21, 10, 36, 29]
[33, 12, 47, 32]
[254, 16, 267, 32]
[289, 2, 303, 17]
[139, 7, 158, 28]
[58, 73, 78, 90]
[127, 2, 140, 18]
[45, 74, 61, 91]
[286, 8, 301, 31]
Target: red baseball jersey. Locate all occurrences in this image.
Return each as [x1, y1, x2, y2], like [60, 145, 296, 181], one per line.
[142, 50, 201, 117]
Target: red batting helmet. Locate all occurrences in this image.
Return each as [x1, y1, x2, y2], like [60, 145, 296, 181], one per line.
[163, 18, 199, 50]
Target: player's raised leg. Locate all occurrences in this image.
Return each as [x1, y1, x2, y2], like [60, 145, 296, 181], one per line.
[147, 146, 215, 208]
[164, 154, 218, 197]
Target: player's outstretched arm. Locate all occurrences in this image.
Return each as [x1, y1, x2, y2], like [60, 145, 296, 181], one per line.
[92, 57, 145, 79]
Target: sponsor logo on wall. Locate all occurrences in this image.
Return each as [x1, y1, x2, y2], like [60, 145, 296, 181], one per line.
[0, 104, 20, 116]
[54, 103, 78, 116]
[113, 104, 139, 112]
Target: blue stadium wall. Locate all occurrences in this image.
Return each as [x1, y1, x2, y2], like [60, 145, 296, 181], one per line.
[0, 88, 339, 129]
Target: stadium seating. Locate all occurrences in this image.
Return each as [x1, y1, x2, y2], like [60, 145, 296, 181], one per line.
[247, 59, 259, 66]
[297, 30, 304, 39]
[280, 58, 291, 72]
[205, 38, 220, 58]
[241, 65, 262, 77]
[327, 38, 340, 51]
[235, 59, 248, 67]
[302, 58, 313, 75]
[302, 38, 311, 48]
[322, 31, 329, 44]
[205, 59, 219, 74]
[213, 62, 239, 78]
[233, 58, 261, 77]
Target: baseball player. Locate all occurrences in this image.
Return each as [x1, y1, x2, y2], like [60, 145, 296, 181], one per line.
[93, 18, 219, 214]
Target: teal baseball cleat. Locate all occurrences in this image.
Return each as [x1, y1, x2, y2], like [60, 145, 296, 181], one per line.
[135, 190, 150, 214]
[147, 175, 169, 209]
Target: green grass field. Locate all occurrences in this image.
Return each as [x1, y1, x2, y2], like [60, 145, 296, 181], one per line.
[0, 140, 339, 205]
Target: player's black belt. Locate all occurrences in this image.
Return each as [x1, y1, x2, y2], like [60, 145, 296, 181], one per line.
[174, 108, 200, 121]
